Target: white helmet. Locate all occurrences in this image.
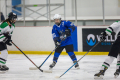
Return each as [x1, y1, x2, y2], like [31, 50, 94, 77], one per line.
[53, 14, 61, 20]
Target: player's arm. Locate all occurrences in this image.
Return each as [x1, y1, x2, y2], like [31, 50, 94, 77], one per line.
[0, 23, 12, 45]
[65, 21, 76, 36]
[0, 24, 7, 42]
[105, 21, 119, 36]
[0, 30, 6, 42]
[100, 22, 119, 41]
[52, 27, 60, 46]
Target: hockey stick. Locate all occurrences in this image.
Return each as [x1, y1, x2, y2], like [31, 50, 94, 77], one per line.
[56, 41, 101, 78]
[11, 41, 52, 73]
[29, 46, 58, 70]
[29, 35, 67, 70]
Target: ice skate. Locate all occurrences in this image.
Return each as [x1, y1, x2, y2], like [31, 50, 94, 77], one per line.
[49, 61, 56, 70]
[73, 61, 80, 69]
[94, 67, 107, 79]
[0, 65, 9, 72]
[114, 68, 120, 78]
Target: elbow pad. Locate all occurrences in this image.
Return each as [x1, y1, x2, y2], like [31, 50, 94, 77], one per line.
[105, 27, 113, 36]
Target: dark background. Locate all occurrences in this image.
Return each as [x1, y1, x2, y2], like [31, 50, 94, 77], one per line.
[82, 28, 116, 52]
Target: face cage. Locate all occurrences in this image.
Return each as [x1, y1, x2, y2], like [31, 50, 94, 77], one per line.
[10, 17, 17, 24]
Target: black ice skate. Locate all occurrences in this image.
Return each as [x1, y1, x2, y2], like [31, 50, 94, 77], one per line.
[49, 61, 56, 70]
[0, 65, 9, 72]
[114, 68, 120, 78]
[94, 67, 108, 79]
[73, 61, 80, 69]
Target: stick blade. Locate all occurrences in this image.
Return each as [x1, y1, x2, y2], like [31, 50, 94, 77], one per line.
[43, 70, 52, 73]
[29, 67, 38, 70]
[55, 76, 60, 78]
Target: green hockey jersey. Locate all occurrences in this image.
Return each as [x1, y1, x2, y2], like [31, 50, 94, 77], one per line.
[0, 22, 15, 42]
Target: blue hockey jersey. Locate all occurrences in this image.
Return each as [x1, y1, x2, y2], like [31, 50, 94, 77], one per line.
[52, 20, 76, 47]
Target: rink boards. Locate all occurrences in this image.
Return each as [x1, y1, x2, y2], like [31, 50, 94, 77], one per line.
[8, 51, 109, 55]
[5, 26, 115, 55]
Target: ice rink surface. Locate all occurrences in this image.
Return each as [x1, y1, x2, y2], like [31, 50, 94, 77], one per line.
[0, 54, 120, 80]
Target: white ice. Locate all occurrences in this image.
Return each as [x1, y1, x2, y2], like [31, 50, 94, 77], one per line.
[0, 54, 120, 80]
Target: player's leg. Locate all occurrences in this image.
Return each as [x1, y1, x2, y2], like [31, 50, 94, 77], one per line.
[94, 36, 120, 78]
[65, 44, 80, 69]
[94, 56, 115, 78]
[114, 52, 120, 78]
[0, 42, 9, 72]
[49, 46, 64, 69]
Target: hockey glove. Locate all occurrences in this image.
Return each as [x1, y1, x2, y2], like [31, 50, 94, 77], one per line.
[100, 31, 107, 41]
[3, 33, 12, 46]
[65, 29, 71, 36]
[3, 33, 11, 39]
[54, 40, 61, 47]
[5, 39, 12, 46]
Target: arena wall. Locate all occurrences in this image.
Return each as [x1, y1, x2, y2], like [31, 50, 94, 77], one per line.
[5, 26, 110, 55]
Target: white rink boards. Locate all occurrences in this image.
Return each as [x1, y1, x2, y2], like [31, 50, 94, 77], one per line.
[0, 54, 120, 80]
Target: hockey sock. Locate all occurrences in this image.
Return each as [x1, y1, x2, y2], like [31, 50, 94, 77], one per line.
[101, 56, 115, 70]
[0, 49, 8, 65]
[116, 54, 120, 69]
[53, 52, 60, 62]
[68, 52, 77, 61]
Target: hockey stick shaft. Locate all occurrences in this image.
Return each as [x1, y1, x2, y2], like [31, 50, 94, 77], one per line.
[59, 41, 100, 78]
[38, 46, 58, 68]
[38, 36, 66, 69]
[11, 41, 44, 72]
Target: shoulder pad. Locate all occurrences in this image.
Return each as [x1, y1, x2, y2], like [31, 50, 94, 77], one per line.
[0, 22, 8, 29]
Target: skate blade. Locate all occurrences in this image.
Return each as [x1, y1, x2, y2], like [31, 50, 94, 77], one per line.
[0, 70, 7, 73]
[114, 75, 119, 78]
[94, 75, 103, 79]
[49, 67, 53, 70]
[75, 67, 80, 69]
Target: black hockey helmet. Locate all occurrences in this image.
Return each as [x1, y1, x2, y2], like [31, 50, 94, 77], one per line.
[8, 12, 17, 23]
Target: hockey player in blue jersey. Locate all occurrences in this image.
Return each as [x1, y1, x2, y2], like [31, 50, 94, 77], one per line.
[49, 14, 80, 69]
